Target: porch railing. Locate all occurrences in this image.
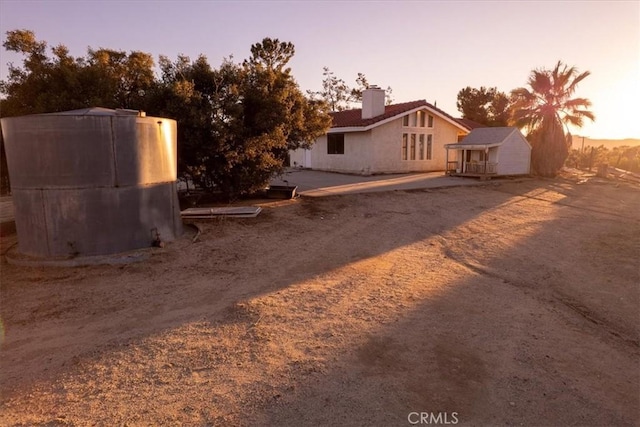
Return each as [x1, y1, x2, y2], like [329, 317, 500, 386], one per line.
[464, 162, 497, 174]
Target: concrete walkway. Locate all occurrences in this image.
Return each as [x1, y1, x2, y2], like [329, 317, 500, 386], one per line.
[270, 169, 495, 197]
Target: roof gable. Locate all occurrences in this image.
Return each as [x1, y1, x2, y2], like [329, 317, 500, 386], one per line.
[330, 100, 470, 132]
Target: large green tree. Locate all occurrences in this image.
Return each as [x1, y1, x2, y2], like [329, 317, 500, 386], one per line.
[456, 86, 512, 126]
[152, 38, 332, 196]
[511, 61, 595, 176]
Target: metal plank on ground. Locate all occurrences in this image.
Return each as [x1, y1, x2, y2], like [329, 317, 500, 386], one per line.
[181, 207, 262, 218]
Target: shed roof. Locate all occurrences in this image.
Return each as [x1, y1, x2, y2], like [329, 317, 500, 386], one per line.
[445, 127, 523, 150]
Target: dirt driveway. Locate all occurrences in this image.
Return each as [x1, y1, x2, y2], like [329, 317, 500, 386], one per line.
[1, 176, 638, 426]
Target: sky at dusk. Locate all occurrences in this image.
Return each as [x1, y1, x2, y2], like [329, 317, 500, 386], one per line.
[0, 0, 638, 139]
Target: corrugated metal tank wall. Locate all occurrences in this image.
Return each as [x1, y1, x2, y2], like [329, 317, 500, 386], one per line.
[0, 108, 183, 258]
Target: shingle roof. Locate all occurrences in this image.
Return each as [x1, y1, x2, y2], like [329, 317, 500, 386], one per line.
[455, 117, 487, 130]
[330, 100, 470, 130]
[456, 127, 519, 146]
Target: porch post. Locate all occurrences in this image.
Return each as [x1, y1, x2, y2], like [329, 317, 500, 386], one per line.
[484, 146, 488, 175]
[462, 150, 465, 173]
[445, 148, 449, 174]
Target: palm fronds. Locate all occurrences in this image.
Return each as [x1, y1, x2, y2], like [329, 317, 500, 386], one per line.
[510, 61, 595, 176]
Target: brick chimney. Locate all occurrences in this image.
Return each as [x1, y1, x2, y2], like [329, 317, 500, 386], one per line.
[361, 85, 386, 119]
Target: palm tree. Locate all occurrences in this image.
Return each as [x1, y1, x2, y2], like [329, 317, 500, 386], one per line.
[511, 61, 595, 176]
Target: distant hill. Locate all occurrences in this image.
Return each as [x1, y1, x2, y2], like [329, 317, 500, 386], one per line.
[571, 137, 640, 150]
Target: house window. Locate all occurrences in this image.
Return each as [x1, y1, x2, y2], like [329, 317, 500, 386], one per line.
[327, 133, 344, 154]
[402, 133, 408, 160]
[479, 150, 488, 161]
[426, 134, 433, 159]
[402, 115, 409, 127]
[410, 134, 416, 160]
[419, 134, 425, 160]
[418, 111, 425, 127]
[428, 114, 434, 128]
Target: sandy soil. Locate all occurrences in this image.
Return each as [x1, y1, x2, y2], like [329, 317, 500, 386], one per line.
[0, 177, 638, 426]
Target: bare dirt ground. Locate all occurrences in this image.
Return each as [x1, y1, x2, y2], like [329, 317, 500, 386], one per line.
[1, 177, 638, 426]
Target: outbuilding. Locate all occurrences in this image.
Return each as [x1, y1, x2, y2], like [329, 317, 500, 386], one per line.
[445, 127, 531, 178]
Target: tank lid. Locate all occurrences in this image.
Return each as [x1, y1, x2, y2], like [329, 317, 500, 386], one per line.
[39, 107, 146, 117]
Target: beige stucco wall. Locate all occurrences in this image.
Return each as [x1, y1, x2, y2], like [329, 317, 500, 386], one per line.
[300, 132, 373, 174]
[369, 114, 462, 173]
[289, 109, 467, 174]
[289, 148, 306, 167]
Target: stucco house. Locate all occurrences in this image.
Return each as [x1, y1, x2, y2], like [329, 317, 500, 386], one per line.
[290, 86, 472, 174]
[444, 127, 531, 177]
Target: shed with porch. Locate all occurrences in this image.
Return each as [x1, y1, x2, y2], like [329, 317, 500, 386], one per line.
[445, 127, 531, 178]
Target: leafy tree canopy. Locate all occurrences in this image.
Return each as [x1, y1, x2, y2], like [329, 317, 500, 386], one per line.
[1, 29, 154, 116]
[246, 38, 294, 72]
[149, 38, 332, 196]
[456, 86, 511, 127]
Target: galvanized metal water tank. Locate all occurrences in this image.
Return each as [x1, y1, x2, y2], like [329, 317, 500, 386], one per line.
[1, 108, 183, 259]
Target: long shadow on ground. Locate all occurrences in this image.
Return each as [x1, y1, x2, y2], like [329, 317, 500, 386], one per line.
[1, 179, 638, 425]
